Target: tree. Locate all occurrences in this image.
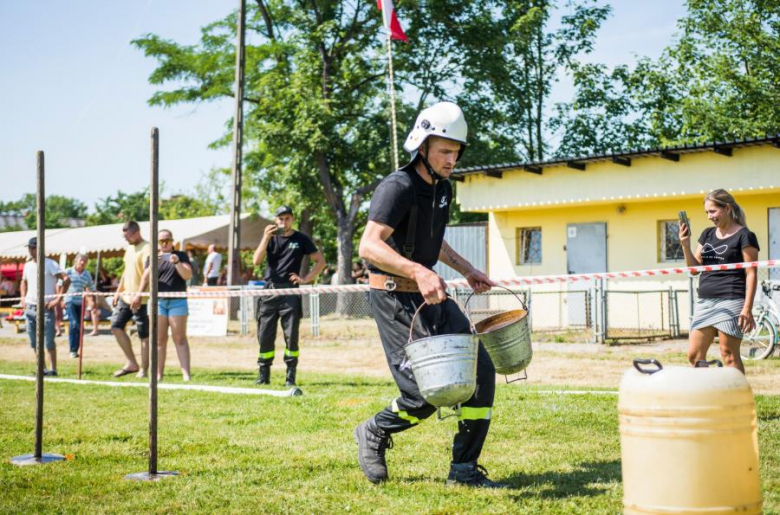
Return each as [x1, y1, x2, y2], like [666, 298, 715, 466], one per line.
[438, 0, 611, 163]
[666, 0, 780, 142]
[134, 2, 395, 296]
[553, 0, 779, 151]
[88, 188, 220, 226]
[160, 194, 221, 220]
[88, 190, 150, 226]
[133, 1, 621, 307]
[0, 194, 88, 230]
[550, 62, 662, 157]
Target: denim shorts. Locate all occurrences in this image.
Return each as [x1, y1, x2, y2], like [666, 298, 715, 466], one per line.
[159, 298, 188, 317]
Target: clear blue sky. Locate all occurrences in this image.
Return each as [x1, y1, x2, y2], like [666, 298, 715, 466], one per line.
[0, 0, 687, 212]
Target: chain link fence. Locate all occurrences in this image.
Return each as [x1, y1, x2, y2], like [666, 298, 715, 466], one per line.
[220, 275, 717, 343]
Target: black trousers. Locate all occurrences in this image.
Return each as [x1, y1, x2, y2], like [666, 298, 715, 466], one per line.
[256, 292, 302, 368]
[369, 289, 496, 464]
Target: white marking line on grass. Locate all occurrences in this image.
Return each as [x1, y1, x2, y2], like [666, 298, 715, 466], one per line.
[533, 390, 618, 396]
[0, 374, 297, 397]
[0, 374, 615, 397]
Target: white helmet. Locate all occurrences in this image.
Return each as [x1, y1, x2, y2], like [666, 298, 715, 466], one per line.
[403, 101, 468, 161]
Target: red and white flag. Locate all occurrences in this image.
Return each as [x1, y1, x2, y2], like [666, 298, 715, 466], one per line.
[377, 0, 408, 42]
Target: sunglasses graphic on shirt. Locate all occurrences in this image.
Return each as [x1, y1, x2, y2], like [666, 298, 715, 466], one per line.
[701, 243, 729, 255]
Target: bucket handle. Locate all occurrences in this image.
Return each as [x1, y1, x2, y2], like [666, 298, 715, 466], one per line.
[407, 297, 474, 344]
[633, 359, 663, 375]
[694, 359, 724, 368]
[436, 405, 461, 421]
[504, 369, 528, 384]
[463, 284, 528, 319]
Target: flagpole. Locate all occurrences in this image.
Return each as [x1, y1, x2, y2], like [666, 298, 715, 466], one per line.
[386, 32, 399, 171]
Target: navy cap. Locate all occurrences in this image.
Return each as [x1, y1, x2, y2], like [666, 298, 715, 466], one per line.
[25, 237, 37, 247]
[274, 205, 293, 217]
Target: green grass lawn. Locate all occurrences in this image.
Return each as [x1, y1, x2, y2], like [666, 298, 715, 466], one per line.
[1, 361, 778, 514]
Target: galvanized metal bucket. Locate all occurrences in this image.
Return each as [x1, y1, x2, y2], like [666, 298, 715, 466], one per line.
[467, 285, 532, 379]
[404, 299, 478, 408]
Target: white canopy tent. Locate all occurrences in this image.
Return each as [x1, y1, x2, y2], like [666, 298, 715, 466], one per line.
[0, 213, 274, 261]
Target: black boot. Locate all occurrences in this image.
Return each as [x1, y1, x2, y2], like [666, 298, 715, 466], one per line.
[285, 366, 297, 387]
[353, 417, 393, 484]
[256, 365, 271, 385]
[446, 461, 509, 488]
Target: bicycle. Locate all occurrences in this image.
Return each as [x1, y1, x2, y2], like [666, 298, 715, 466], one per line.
[740, 280, 780, 360]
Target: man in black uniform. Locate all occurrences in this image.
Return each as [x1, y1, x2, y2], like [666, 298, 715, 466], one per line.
[252, 205, 326, 386]
[354, 102, 505, 487]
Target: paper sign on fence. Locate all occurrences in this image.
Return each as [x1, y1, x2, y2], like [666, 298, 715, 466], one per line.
[186, 287, 229, 337]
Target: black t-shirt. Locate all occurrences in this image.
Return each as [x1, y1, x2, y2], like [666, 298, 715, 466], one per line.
[697, 226, 760, 299]
[264, 231, 318, 284]
[145, 251, 191, 293]
[97, 275, 111, 292]
[367, 164, 452, 272]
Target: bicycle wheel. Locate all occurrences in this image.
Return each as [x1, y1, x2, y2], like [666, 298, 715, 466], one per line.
[741, 316, 777, 360]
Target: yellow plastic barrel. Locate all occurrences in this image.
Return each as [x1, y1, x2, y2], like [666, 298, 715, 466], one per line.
[619, 359, 762, 514]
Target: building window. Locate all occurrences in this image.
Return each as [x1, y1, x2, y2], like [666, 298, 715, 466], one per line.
[659, 220, 683, 262]
[516, 227, 542, 265]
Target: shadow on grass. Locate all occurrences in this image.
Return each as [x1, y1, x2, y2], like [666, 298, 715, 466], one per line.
[505, 460, 621, 499]
[199, 371, 256, 380]
[393, 460, 620, 495]
[302, 379, 388, 388]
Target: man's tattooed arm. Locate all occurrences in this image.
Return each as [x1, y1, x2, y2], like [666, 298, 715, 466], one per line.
[439, 240, 473, 276]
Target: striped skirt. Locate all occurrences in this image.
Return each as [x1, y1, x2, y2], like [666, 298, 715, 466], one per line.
[690, 298, 745, 338]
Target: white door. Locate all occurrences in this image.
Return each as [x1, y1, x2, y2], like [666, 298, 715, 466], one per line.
[567, 223, 607, 275]
[566, 223, 607, 327]
[770, 208, 780, 281]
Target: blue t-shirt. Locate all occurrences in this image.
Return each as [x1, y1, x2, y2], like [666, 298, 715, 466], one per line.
[65, 268, 94, 305]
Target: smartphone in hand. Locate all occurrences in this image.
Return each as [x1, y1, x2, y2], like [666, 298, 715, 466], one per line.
[678, 211, 690, 236]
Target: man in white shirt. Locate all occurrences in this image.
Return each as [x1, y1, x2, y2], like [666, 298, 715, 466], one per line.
[19, 237, 70, 376]
[202, 244, 222, 286]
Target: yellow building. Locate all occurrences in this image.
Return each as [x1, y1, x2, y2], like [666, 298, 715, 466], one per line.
[456, 136, 779, 281]
[454, 136, 780, 336]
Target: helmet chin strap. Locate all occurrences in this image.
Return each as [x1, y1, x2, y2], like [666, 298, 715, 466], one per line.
[419, 150, 443, 183]
[418, 148, 441, 238]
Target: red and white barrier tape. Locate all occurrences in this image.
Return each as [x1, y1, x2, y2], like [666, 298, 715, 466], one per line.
[3, 260, 778, 304]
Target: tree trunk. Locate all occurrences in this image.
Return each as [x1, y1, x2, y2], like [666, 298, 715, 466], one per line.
[335, 217, 355, 316]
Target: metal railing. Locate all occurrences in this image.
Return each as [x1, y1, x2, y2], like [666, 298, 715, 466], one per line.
[226, 279, 696, 343]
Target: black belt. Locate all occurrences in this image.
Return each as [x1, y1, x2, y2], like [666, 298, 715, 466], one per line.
[266, 282, 298, 289]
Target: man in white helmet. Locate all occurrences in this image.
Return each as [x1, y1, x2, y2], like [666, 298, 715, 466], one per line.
[354, 102, 506, 488]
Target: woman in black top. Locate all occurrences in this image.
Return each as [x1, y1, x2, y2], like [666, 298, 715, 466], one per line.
[680, 189, 760, 373]
[139, 229, 193, 381]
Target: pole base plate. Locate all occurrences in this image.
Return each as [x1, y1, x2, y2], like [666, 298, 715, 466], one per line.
[10, 453, 66, 466]
[124, 471, 180, 481]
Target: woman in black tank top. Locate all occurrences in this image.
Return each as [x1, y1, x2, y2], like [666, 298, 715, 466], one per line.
[680, 189, 760, 373]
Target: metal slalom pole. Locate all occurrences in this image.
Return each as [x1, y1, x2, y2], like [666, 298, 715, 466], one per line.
[125, 128, 178, 481]
[11, 151, 67, 466]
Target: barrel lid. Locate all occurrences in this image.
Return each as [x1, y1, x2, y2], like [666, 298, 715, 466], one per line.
[620, 361, 750, 395]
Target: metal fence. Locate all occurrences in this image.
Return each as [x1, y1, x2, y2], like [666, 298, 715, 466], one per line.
[7, 269, 771, 344]
[225, 276, 721, 343]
